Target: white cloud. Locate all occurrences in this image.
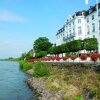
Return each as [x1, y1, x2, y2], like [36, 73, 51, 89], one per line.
[0, 10, 27, 22]
[0, 40, 12, 46]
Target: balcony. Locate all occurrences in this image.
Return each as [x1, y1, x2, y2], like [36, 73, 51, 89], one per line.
[63, 33, 75, 41]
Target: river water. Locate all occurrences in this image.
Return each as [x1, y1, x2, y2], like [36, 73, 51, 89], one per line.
[0, 61, 37, 100]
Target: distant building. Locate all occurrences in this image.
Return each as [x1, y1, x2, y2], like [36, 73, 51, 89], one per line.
[56, 3, 100, 53]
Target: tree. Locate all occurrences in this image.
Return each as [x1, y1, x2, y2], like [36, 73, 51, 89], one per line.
[69, 40, 82, 53]
[35, 51, 47, 58]
[33, 37, 52, 52]
[49, 46, 58, 56]
[25, 49, 33, 60]
[21, 53, 27, 60]
[84, 38, 98, 52]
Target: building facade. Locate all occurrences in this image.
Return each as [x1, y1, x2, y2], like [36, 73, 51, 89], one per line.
[56, 3, 100, 53]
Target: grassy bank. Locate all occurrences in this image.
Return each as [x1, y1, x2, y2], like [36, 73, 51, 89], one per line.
[19, 60, 33, 71]
[19, 61, 100, 100]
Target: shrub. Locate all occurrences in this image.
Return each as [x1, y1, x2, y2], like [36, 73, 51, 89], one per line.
[23, 62, 33, 71]
[62, 56, 69, 61]
[99, 54, 100, 60]
[80, 54, 87, 60]
[70, 56, 77, 62]
[51, 56, 55, 61]
[34, 61, 50, 77]
[47, 57, 51, 61]
[55, 56, 61, 61]
[35, 51, 47, 58]
[91, 53, 99, 63]
[19, 60, 26, 70]
[19, 61, 32, 71]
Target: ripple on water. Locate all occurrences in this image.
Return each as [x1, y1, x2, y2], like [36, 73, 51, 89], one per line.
[0, 61, 38, 100]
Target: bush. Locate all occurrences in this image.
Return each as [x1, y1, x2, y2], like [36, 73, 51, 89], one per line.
[19, 61, 32, 71]
[62, 56, 69, 61]
[35, 51, 47, 58]
[34, 61, 50, 77]
[19, 60, 26, 70]
[23, 62, 33, 71]
[55, 56, 61, 61]
[91, 53, 99, 63]
[80, 54, 87, 60]
[51, 56, 55, 61]
[99, 54, 100, 60]
[70, 56, 77, 61]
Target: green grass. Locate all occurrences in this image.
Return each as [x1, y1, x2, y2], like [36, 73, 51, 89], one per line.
[21, 61, 100, 100]
[19, 60, 33, 71]
[33, 61, 50, 77]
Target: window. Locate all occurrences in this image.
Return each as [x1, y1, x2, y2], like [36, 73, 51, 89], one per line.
[92, 15, 94, 20]
[87, 18, 89, 23]
[69, 30, 71, 34]
[93, 35, 95, 38]
[78, 19, 81, 23]
[87, 25, 89, 34]
[99, 20, 100, 30]
[69, 23, 71, 27]
[92, 23, 95, 32]
[73, 28, 75, 33]
[98, 11, 100, 16]
[73, 21, 74, 25]
[78, 26, 82, 35]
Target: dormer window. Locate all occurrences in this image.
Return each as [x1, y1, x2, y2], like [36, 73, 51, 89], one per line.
[78, 19, 81, 23]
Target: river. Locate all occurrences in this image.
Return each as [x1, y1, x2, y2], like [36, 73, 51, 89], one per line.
[0, 61, 37, 100]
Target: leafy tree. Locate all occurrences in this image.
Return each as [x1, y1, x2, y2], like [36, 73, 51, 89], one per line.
[21, 53, 27, 60]
[49, 46, 58, 55]
[25, 49, 33, 60]
[35, 51, 47, 58]
[84, 38, 98, 52]
[33, 37, 52, 52]
[65, 42, 70, 52]
[69, 40, 82, 52]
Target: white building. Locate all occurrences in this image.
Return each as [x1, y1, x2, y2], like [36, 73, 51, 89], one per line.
[56, 3, 100, 53]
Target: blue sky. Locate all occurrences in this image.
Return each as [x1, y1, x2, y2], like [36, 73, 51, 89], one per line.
[0, 0, 100, 59]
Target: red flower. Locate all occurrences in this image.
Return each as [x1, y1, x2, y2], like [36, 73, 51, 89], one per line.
[55, 56, 61, 61]
[62, 56, 69, 61]
[91, 53, 99, 62]
[80, 54, 87, 60]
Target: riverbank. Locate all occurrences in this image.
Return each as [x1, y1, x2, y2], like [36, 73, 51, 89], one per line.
[23, 62, 100, 100]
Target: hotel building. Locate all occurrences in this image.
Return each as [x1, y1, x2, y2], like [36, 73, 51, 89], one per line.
[56, 3, 100, 53]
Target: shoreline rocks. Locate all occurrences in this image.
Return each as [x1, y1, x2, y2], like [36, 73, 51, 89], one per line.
[27, 78, 64, 100]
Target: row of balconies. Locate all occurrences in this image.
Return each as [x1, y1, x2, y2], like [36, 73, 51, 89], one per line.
[63, 33, 75, 41]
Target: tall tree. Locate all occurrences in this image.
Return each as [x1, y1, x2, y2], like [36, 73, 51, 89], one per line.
[69, 40, 82, 52]
[84, 38, 98, 52]
[33, 37, 52, 52]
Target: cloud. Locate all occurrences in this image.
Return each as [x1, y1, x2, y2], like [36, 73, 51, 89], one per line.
[0, 40, 12, 46]
[0, 10, 27, 22]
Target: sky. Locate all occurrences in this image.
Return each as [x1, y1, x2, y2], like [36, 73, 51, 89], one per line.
[0, 0, 100, 59]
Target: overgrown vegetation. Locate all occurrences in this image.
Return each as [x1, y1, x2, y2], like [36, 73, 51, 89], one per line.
[20, 61, 100, 99]
[19, 60, 33, 71]
[33, 61, 50, 77]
